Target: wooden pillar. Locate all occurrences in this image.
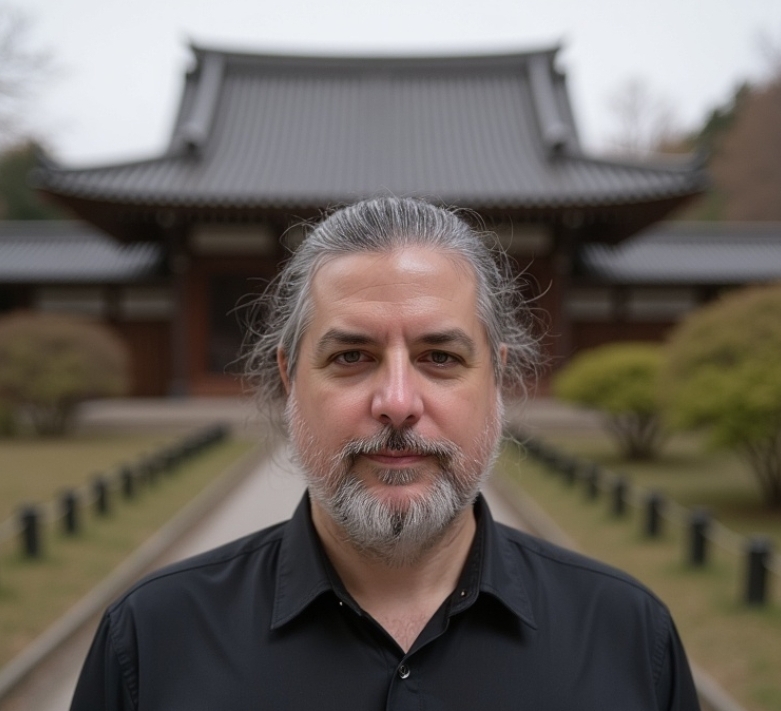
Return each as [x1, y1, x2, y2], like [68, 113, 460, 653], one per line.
[161, 213, 190, 396]
[551, 217, 579, 365]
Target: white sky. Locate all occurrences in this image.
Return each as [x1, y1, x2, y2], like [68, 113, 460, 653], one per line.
[17, 0, 781, 166]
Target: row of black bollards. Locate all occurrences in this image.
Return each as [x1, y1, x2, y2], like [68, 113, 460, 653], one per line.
[519, 433, 776, 606]
[15, 423, 230, 560]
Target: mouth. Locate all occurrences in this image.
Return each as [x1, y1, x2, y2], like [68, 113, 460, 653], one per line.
[362, 451, 429, 467]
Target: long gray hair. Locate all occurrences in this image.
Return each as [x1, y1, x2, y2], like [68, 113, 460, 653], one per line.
[243, 197, 541, 426]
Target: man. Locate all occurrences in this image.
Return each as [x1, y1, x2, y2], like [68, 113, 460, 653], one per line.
[71, 197, 700, 710]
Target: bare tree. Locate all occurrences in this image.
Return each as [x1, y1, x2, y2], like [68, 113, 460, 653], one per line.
[756, 26, 781, 81]
[606, 77, 680, 157]
[0, 3, 52, 146]
[711, 72, 781, 220]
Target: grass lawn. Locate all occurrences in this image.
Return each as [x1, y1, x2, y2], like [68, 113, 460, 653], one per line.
[499, 440, 781, 711]
[0, 432, 186, 522]
[538, 429, 781, 551]
[0, 435, 253, 668]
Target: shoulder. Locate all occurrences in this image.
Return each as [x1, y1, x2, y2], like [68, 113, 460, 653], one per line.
[108, 519, 289, 618]
[497, 522, 670, 620]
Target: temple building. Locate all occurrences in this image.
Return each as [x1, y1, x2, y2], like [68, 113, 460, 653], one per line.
[29, 45, 707, 395]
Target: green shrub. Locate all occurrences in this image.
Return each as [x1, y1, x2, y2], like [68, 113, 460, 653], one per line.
[664, 284, 781, 507]
[553, 342, 665, 460]
[0, 311, 129, 436]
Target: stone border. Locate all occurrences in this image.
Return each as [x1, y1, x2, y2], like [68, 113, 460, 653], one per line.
[493, 470, 748, 711]
[0, 442, 269, 703]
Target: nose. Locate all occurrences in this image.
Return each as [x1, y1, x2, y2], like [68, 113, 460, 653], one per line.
[370, 353, 423, 428]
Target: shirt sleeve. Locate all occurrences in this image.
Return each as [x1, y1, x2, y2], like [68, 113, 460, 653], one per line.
[655, 616, 701, 711]
[70, 611, 136, 711]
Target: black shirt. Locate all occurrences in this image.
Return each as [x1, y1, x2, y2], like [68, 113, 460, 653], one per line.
[71, 495, 700, 710]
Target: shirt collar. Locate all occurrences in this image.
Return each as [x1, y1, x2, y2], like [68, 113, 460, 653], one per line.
[270, 495, 335, 629]
[270, 492, 538, 631]
[465, 495, 538, 629]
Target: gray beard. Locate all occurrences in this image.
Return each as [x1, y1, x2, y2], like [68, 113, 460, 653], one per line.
[286, 395, 502, 567]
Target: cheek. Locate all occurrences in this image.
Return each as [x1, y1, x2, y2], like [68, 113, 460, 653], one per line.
[435, 385, 501, 443]
[293, 382, 371, 442]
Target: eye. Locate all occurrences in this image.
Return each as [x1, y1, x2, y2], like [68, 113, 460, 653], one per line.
[334, 350, 364, 365]
[426, 350, 458, 366]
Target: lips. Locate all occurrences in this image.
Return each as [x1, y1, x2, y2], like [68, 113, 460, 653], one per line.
[373, 449, 424, 458]
[364, 451, 428, 465]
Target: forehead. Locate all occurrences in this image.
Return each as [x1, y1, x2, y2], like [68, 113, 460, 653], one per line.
[305, 247, 485, 341]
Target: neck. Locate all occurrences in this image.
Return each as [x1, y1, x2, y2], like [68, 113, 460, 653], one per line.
[311, 499, 477, 651]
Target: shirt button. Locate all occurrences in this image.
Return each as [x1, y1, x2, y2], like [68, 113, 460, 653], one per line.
[398, 664, 411, 679]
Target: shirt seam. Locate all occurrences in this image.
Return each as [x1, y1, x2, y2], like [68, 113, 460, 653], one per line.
[508, 537, 665, 605]
[111, 533, 285, 609]
[106, 609, 139, 710]
[651, 606, 672, 687]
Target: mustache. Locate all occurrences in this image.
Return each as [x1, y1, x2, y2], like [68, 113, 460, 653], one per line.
[337, 426, 459, 467]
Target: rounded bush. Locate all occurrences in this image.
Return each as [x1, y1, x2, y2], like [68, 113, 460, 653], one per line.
[553, 342, 665, 460]
[664, 284, 781, 506]
[0, 311, 129, 435]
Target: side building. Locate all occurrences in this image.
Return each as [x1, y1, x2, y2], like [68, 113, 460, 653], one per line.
[30, 45, 706, 396]
[0, 221, 170, 396]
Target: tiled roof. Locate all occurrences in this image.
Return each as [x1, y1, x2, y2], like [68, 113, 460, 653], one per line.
[34, 46, 705, 211]
[0, 222, 163, 283]
[580, 223, 781, 285]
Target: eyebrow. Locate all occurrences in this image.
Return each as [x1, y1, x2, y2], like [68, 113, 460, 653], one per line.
[314, 328, 477, 359]
[417, 329, 477, 358]
[314, 329, 379, 359]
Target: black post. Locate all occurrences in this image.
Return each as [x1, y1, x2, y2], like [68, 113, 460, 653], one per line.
[20, 505, 41, 557]
[585, 464, 600, 500]
[644, 492, 664, 538]
[93, 475, 110, 516]
[688, 509, 710, 567]
[611, 476, 628, 518]
[61, 489, 80, 535]
[745, 537, 772, 606]
[120, 466, 135, 499]
[562, 459, 578, 486]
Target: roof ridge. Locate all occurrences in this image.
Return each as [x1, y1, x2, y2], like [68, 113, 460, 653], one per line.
[566, 151, 706, 176]
[187, 41, 562, 66]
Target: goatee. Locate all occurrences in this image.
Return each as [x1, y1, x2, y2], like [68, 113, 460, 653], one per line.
[286, 395, 502, 566]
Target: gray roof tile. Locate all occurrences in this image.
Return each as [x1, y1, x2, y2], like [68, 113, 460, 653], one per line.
[0, 222, 163, 283]
[580, 223, 781, 284]
[35, 47, 705, 210]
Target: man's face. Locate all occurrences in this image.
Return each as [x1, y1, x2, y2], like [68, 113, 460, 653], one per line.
[281, 246, 503, 564]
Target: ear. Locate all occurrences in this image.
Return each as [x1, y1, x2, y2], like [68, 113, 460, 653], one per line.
[277, 348, 291, 395]
[499, 344, 508, 366]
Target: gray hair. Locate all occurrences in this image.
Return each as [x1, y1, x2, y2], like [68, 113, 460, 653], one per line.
[243, 197, 540, 424]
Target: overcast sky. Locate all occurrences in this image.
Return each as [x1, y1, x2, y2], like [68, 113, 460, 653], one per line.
[17, 0, 781, 166]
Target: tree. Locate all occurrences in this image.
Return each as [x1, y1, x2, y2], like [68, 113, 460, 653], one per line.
[606, 78, 681, 157]
[663, 284, 781, 507]
[710, 73, 781, 220]
[0, 140, 65, 219]
[0, 311, 129, 436]
[672, 82, 751, 221]
[553, 343, 666, 460]
[0, 3, 51, 146]
[681, 31, 781, 222]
